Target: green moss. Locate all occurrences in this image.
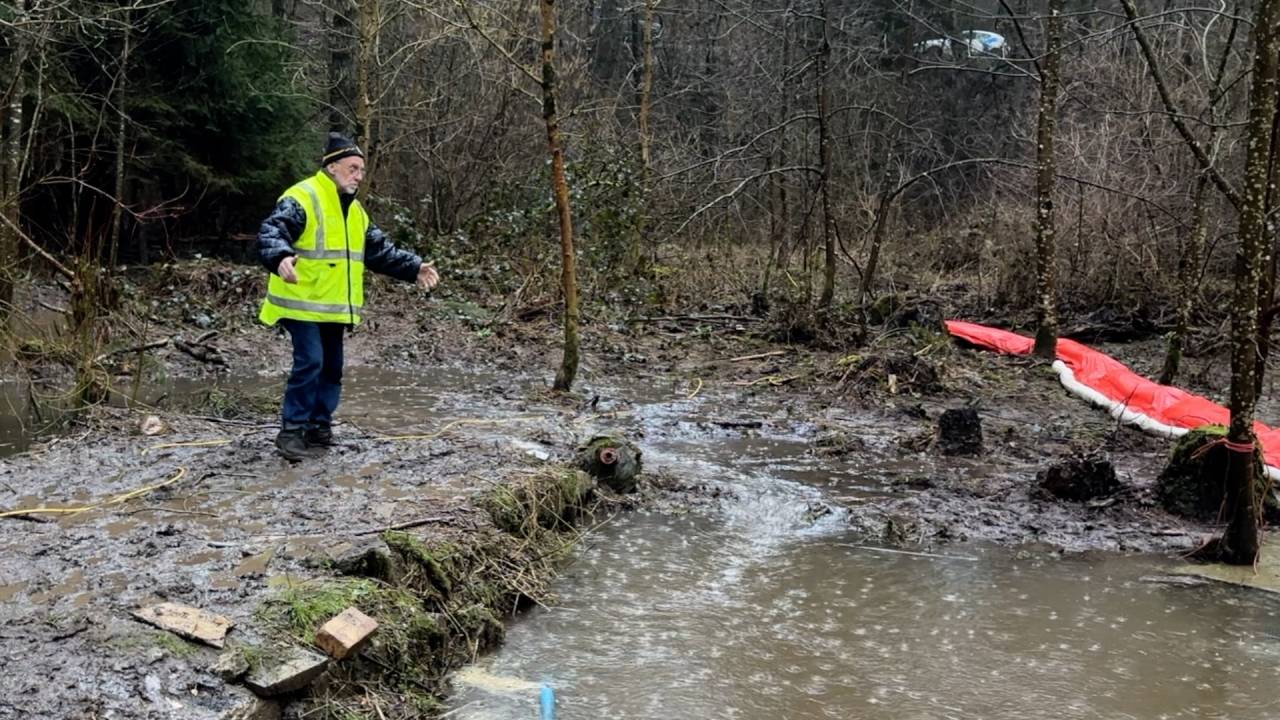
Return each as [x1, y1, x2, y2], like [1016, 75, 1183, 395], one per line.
[383, 531, 456, 595]
[1158, 425, 1270, 520]
[480, 483, 527, 535]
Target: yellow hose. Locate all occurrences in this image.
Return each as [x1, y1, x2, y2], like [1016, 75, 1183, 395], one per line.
[0, 467, 188, 519]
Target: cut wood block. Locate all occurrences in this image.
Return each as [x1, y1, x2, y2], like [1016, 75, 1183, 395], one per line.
[315, 607, 378, 660]
[133, 602, 233, 648]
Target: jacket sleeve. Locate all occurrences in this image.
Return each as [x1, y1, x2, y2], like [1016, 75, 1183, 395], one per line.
[364, 222, 423, 284]
[256, 197, 306, 274]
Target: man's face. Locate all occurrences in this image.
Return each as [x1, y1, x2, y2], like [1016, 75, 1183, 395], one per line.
[328, 156, 365, 194]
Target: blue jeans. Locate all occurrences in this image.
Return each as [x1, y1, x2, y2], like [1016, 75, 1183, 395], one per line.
[279, 319, 345, 431]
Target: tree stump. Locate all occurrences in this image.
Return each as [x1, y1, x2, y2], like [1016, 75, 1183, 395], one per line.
[1038, 453, 1120, 501]
[576, 435, 642, 493]
[938, 408, 982, 456]
[1156, 425, 1274, 520]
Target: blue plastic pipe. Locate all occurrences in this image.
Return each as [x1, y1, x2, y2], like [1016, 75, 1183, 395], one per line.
[540, 684, 556, 720]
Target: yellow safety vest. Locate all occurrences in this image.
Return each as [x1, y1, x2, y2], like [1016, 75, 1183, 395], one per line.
[259, 170, 369, 326]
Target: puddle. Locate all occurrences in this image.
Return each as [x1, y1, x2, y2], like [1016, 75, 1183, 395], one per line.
[234, 549, 275, 577]
[0, 582, 27, 602]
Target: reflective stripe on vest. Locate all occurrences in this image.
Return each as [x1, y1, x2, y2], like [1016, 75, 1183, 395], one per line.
[299, 181, 327, 252]
[296, 249, 365, 261]
[266, 294, 363, 315]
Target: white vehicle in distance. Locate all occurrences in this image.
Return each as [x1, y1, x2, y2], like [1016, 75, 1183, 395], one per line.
[915, 30, 1008, 59]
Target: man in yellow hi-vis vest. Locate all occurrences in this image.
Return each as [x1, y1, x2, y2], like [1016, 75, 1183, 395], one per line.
[257, 133, 439, 461]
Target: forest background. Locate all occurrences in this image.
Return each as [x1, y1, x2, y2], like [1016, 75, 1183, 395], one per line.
[4, 0, 1280, 559]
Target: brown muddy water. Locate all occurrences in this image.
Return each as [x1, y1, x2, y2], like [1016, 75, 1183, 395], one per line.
[0, 364, 500, 456]
[450, 404, 1280, 720]
[4, 360, 1280, 719]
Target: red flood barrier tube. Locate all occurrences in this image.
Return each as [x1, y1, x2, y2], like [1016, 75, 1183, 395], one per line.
[945, 320, 1280, 480]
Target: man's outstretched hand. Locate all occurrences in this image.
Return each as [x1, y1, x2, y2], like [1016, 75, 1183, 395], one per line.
[277, 255, 299, 284]
[417, 261, 439, 290]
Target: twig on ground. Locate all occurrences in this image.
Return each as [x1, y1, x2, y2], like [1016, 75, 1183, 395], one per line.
[174, 414, 275, 428]
[143, 439, 232, 455]
[725, 350, 787, 363]
[126, 505, 220, 518]
[709, 419, 763, 429]
[733, 374, 801, 387]
[629, 314, 758, 324]
[94, 338, 170, 364]
[353, 514, 457, 536]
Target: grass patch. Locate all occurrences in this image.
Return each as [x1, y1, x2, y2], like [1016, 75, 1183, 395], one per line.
[479, 468, 595, 536]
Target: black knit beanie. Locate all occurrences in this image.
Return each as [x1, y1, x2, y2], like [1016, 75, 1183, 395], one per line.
[321, 132, 364, 166]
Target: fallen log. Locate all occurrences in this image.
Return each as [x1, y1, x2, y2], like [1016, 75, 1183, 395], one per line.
[94, 338, 170, 364]
[173, 337, 226, 365]
[576, 435, 643, 493]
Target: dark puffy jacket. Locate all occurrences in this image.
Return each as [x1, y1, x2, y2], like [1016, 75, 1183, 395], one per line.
[256, 196, 423, 284]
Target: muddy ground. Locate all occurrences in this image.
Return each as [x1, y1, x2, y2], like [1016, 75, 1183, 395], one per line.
[0, 264, 1257, 718]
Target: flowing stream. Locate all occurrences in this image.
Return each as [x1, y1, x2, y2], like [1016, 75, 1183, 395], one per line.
[449, 390, 1280, 720]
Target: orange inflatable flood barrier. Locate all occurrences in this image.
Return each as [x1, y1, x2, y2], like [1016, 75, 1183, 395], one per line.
[945, 320, 1280, 478]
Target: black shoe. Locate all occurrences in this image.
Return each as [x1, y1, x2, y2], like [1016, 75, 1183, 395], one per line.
[305, 425, 335, 447]
[275, 428, 308, 462]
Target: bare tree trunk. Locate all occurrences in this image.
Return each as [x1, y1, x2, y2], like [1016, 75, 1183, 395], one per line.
[542, 0, 580, 392]
[763, 2, 793, 300]
[589, 0, 626, 82]
[355, 0, 378, 177]
[0, 42, 23, 320]
[638, 0, 655, 172]
[862, 197, 891, 305]
[761, 150, 778, 306]
[859, 142, 895, 305]
[108, 15, 132, 270]
[1217, 0, 1280, 566]
[629, 0, 656, 272]
[1160, 175, 1209, 384]
[330, 0, 355, 132]
[1254, 80, 1280, 400]
[1032, 0, 1063, 359]
[816, 0, 836, 311]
